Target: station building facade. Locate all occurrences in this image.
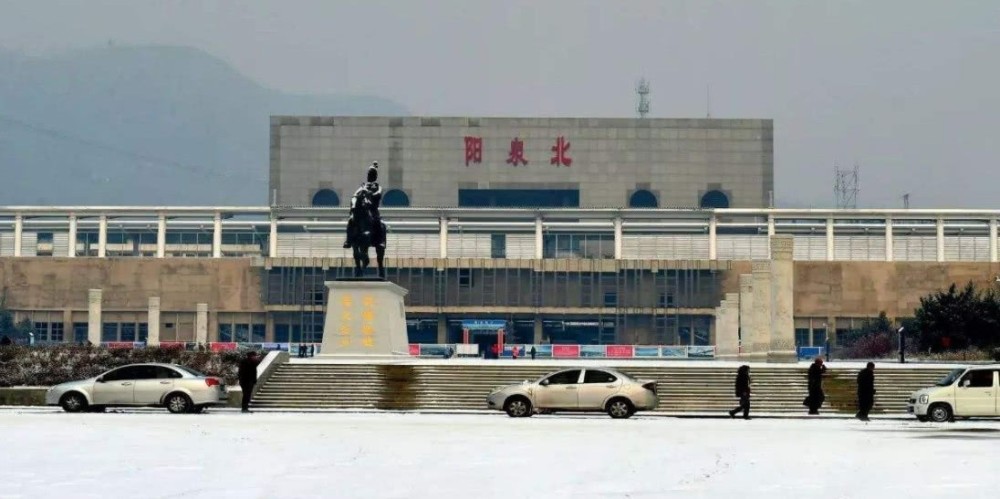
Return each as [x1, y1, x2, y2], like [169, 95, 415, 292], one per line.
[270, 116, 774, 210]
[2, 206, 999, 352]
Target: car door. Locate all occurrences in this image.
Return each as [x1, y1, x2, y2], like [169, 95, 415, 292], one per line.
[92, 366, 143, 405]
[954, 369, 995, 416]
[577, 369, 622, 410]
[133, 366, 181, 405]
[534, 370, 581, 410]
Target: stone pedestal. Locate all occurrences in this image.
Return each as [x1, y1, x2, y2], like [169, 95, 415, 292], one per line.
[147, 297, 161, 347]
[768, 235, 797, 362]
[87, 289, 102, 345]
[715, 293, 740, 359]
[748, 261, 772, 360]
[320, 279, 410, 358]
[738, 274, 753, 359]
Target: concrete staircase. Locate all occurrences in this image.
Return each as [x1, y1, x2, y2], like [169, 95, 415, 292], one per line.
[252, 362, 952, 415]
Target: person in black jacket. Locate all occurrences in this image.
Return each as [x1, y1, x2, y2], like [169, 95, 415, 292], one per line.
[728, 365, 752, 419]
[856, 362, 876, 421]
[238, 352, 262, 413]
[805, 357, 827, 415]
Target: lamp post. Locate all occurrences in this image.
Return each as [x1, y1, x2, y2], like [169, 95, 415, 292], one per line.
[823, 322, 830, 362]
[898, 326, 906, 364]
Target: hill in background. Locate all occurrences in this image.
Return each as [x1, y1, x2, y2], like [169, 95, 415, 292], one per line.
[0, 45, 408, 205]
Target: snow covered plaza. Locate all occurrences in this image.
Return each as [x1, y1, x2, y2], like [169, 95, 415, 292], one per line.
[2, 410, 999, 499]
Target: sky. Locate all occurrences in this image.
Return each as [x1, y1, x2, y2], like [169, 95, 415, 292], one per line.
[2, 0, 999, 208]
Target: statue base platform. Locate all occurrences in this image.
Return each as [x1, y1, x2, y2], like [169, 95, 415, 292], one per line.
[319, 279, 410, 358]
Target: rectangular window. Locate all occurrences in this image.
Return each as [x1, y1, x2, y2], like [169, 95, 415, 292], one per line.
[794, 328, 810, 347]
[490, 234, 506, 258]
[251, 324, 265, 343]
[603, 292, 617, 307]
[33, 322, 48, 343]
[138, 323, 148, 342]
[73, 323, 88, 343]
[235, 324, 250, 343]
[102, 323, 118, 342]
[50, 322, 64, 342]
[812, 328, 827, 348]
[218, 324, 233, 342]
[120, 323, 136, 342]
[458, 268, 473, 288]
[274, 324, 290, 343]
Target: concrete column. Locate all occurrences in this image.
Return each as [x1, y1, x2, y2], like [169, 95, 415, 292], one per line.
[613, 216, 623, 260]
[708, 215, 717, 260]
[439, 217, 448, 258]
[265, 313, 275, 342]
[87, 289, 102, 345]
[715, 293, 740, 359]
[533, 317, 544, 344]
[826, 218, 835, 261]
[738, 274, 753, 358]
[884, 217, 894, 262]
[212, 212, 222, 258]
[156, 213, 166, 258]
[990, 219, 998, 263]
[147, 297, 160, 347]
[13, 213, 22, 257]
[767, 214, 775, 236]
[269, 218, 278, 257]
[768, 235, 796, 362]
[936, 218, 945, 262]
[436, 316, 448, 344]
[195, 303, 208, 345]
[534, 216, 543, 259]
[67, 214, 77, 257]
[98, 214, 107, 258]
[62, 309, 73, 344]
[749, 261, 772, 360]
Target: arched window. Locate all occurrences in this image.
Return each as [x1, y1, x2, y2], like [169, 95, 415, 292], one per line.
[311, 189, 340, 206]
[700, 190, 730, 209]
[628, 189, 658, 208]
[382, 189, 410, 207]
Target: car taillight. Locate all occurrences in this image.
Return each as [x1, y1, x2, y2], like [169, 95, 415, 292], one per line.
[205, 378, 221, 387]
[642, 382, 657, 394]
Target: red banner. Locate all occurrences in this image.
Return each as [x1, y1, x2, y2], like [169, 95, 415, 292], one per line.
[209, 342, 238, 352]
[552, 345, 580, 358]
[158, 342, 187, 350]
[409, 344, 420, 356]
[605, 345, 634, 358]
[104, 342, 134, 350]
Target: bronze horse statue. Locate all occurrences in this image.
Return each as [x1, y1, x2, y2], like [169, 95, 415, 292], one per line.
[345, 162, 387, 278]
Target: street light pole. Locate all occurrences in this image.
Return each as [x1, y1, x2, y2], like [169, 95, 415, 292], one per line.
[898, 326, 906, 364]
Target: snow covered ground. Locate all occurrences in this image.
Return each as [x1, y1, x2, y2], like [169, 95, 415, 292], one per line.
[2, 409, 999, 499]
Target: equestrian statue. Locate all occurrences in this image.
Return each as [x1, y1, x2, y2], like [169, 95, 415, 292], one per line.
[344, 161, 388, 278]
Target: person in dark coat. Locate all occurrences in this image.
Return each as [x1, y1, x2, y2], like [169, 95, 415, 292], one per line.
[238, 352, 262, 413]
[728, 365, 751, 419]
[530, 346, 537, 360]
[856, 362, 876, 421]
[805, 357, 827, 415]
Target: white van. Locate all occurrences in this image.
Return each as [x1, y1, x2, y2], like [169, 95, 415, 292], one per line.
[907, 365, 1000, 422]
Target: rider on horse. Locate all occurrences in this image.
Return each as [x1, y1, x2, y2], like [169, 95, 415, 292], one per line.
[343, 161, 386, 249]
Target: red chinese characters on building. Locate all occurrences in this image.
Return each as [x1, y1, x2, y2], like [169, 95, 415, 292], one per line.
[550, 136, 572, 167]
[506, 137, 528, 166]
[464, 136, 483, 166]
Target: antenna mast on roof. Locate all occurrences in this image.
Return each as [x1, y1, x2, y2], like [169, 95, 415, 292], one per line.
[834, 163, 860, 209]
[636, 78, 651, 118]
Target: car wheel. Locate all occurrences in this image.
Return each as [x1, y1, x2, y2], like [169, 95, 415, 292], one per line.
[60, 392, 88, 413]
[606, 398, 635, 419]
[927, 403, 953, 423]
[916, 416, 929, 422]
[504, 396, 532, 418]
[165, 393, 193, 414]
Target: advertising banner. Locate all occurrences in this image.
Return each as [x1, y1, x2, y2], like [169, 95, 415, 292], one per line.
[634, 346, 660, 358]
[209, 342, 238, 352]
[605, 345, 634, 358]
[531, 344, 553, 358]
[157, 341, 189, 350]
[688, 346, 716, 359]
[661, 346, 687, 358]
[797, 346, 824, 360]
[552, 344, 580, 358]
[409, 344, 420, 356]
[419, 344, 451, 357]
[580, 345, 604, 358]
[103, 342, 135, 349]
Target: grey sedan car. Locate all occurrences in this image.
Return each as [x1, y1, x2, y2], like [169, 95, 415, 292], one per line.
[487, 367, 658, 419]
[46, 363, 228, 414]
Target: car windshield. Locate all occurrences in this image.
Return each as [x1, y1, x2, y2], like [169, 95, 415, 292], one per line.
[173, 366, 206, 377]
[936, 368, 966, 387]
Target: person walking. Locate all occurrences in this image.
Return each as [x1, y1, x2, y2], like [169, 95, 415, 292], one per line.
[856, 362, 876, 421]
[512, 345, 519, 360]
[238, 351, 262, 413]
[530, 346, 537, 360]
[805, 357, 827, 415]
[728, 365, 752, 419]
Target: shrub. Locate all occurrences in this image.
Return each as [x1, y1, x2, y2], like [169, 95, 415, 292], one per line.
[0, 345, 263, 387]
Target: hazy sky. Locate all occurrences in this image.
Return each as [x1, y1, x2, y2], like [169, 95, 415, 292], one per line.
[3, 0, 999, 208]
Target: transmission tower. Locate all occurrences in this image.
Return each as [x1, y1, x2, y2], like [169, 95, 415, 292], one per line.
[834, 163, 860, 209]
[636, 78, 650, 118]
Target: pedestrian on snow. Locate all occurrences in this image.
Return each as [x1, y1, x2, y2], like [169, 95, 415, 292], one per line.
[856, 362, 876, 421]
[530, 346, 537, 360]
[512, 346, 519, 360]
[238, 351, 263, 413]
[728, 365, 752, 419]
[805, 357, 827, 415]
[0, 335, 11, 346]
